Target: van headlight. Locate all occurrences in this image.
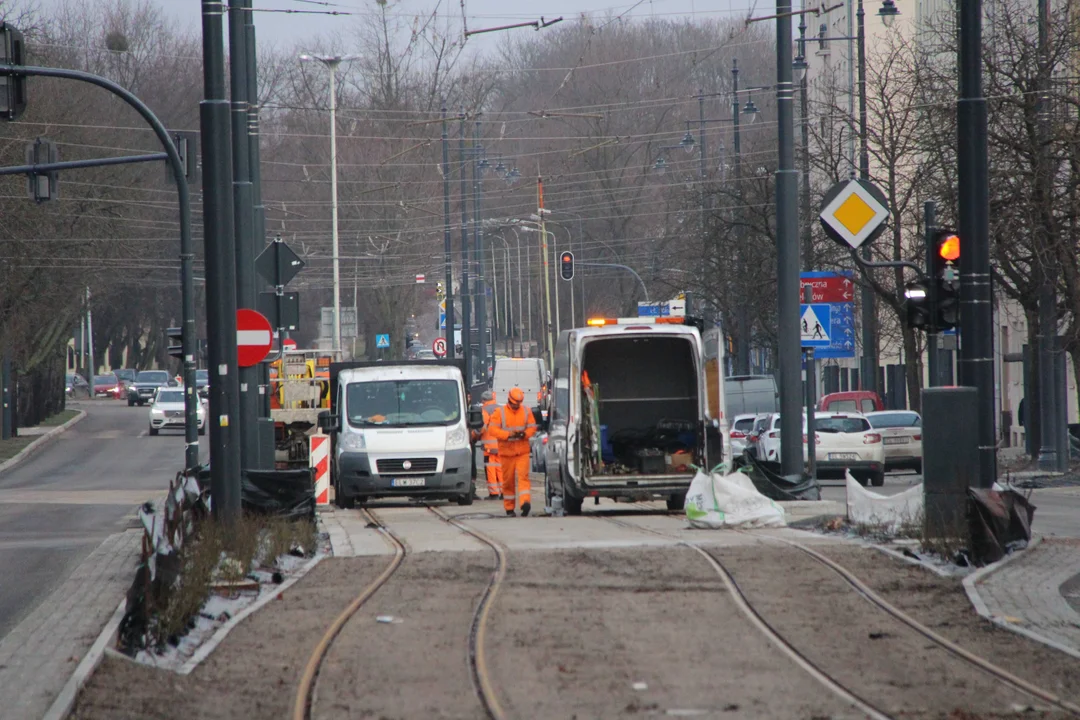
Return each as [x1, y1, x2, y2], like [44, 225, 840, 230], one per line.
[445, 426, 468, 450]
[340, 432, 365, 451]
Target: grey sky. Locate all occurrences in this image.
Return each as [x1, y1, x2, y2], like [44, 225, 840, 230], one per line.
[32, 0, 754, 57]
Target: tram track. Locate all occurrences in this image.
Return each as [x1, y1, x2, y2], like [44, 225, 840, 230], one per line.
[594, 512, 1080, 719]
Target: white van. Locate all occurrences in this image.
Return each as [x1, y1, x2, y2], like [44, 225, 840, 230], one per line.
[492, 357, 548, 409]
[543, 318, 724, 514]
[320, 361, 483, 508]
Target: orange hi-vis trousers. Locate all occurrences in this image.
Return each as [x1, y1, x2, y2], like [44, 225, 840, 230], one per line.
[484, 453, 502, 496]
[500, 453, 531, 514]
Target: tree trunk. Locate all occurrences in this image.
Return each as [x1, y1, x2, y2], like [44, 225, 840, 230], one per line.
[1025, 305, 1041, 460]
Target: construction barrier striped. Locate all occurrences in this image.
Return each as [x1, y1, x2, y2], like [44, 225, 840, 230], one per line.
[310, 434, 330, 506]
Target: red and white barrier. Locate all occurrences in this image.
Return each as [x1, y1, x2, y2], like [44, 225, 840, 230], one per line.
[310, 433, 330, 506]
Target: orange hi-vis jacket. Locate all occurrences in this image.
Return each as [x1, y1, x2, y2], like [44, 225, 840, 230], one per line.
[480, 397, 500, 456]
[488, 404, 537, 457]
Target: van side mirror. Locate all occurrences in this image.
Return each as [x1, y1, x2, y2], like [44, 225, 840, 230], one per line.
[317, 411, 340, 433]
[467, 408, 484, 430]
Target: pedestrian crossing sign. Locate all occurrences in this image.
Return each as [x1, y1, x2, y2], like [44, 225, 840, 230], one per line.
[800, 304, 831, 347]
[376, 333, 390, 349]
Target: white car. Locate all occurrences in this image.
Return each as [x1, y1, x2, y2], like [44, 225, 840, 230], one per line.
[149, 387, 206, 436]
[729, 413, 758, 457]
[804, 412, 885, 486]
[865, 410, 922, 473]
[754, 413, 783, 462]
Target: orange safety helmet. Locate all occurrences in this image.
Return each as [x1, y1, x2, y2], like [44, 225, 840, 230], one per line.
[508, 387, 525, 404]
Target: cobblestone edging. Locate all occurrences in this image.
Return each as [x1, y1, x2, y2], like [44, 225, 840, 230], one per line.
[963, 537, 1080, 661]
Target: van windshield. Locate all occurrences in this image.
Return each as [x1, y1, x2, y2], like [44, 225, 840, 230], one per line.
[347, 379, 461, 427]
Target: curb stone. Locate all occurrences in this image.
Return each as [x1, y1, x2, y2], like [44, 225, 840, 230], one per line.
[0, 410, 86, 476]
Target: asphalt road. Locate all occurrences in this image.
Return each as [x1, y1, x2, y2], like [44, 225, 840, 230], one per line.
[0, 400, 205, 640]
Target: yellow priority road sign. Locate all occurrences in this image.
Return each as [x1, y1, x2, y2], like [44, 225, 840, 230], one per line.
[818, 179, 890, 250]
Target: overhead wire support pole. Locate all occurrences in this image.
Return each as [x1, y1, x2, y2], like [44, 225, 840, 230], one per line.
[229, 0, 257, 471]
[774, 0, 804, 478]
[472, 119, 488, 382]
[957, 0, 996, 487]
[201, 0, 241, 518]
[459, 110, 472, 387]
[856, 0, 877, 396]
[0, 62, 202, 479]
[538, 176, 554, 369]
[441, 104, 456, 359]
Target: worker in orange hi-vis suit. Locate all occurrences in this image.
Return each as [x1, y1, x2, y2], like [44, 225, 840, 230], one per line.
[487, 387, 538, 517]
[478, 390, 502, 499]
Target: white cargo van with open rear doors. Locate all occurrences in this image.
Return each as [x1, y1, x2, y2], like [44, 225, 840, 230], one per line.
[541, 317, 729, 514]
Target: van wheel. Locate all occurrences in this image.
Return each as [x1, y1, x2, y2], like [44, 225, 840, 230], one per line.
[869, 472, 886, 487]
[457, 491, 474, 506]
[666, 491, 687, 512]
[563, 492, 583, 516]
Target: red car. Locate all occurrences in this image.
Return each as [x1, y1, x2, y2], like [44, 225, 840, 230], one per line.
[92, 373, 124, 400]
[818, 390, 884, 414]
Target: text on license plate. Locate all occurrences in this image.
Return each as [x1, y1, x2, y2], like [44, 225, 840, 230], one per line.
[884, 437, 909, 445]
[828, 453, 859, 461]
[392, 477, 426, 487]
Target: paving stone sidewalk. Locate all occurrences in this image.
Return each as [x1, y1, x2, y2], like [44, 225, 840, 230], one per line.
[0, 530, 140, 720]
[969, 538, 1080, 657]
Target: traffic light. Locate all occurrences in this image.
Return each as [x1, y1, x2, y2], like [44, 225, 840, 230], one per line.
[903, 282, 931, 330]
[26, 138, 58, 203]
[167, 327, 184, 360]
[0, 23, 27, 121]
[560, 251, 574, 281]
[931, 230, 960, 330]
[436, 281, 445, 299]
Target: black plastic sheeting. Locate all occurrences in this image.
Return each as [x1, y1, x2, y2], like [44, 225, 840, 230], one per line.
[734, 451, 822, 501]
[968, 487, 1034, 566]
[242, 468, 316, 519]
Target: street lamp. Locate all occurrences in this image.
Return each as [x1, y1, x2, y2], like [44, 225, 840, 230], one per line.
[299, 52, 360, 353]
[878, 0, 900, 26]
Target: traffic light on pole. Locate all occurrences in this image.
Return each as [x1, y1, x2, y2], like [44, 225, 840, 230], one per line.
[932, 230, 960, 330]
[903, 282, 931, 330]
[560, 251, 574, 281]
[0, 23, 27, 122]
[167, 327, 184, 360]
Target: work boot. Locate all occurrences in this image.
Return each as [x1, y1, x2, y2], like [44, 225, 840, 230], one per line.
[506, 509, 516, 517]
[489, 494, 502, 501]
[521, 501, 531, 517]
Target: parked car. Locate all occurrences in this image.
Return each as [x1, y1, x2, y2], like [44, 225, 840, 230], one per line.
[113, 368, 137, 389]
[754, 413, 783, 463]
[865, 410, 922, 473]
[92, 373, 123, 399]
[818, 391, 884, 414]
[745, 413, 774, 458]
[128, 370, 174, 406]
[729, 413, 758, 457]
[65, 373, 90, 399]
[148, 387, 206, 436]
[805, 412, 885, 486]
[195, 369, 210, 398]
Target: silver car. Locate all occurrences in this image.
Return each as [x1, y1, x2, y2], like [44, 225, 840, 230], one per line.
[729, 413, 758, 457]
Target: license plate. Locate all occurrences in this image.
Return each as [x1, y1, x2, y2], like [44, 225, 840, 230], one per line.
[884, 437, 909, 445]
[828, 453, 859, 461]
[391, 477, 426, 487]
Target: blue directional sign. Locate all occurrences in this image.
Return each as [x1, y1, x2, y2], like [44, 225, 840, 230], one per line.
[800, 271, 855, 359]
[439, 312, 446, 329]
[375, 333, 390, 349]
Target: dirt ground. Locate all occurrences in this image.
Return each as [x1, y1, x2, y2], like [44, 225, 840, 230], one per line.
[69, 542, 1080, 720]
[816, 545, 1080, 707]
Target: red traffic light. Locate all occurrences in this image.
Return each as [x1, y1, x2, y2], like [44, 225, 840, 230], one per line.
[938, 234, 960, 262]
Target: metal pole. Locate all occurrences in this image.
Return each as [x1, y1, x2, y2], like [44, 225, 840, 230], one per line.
[491, 243, 500, 346]
[776, 0, 803, 477]
[924, 200, 940, 388]
[247, 19, 272, 440]
[857, 0, 877, 396]
[441, 105, 456, 360]
[1036, 0, 1060, 471]
[551, 231, 560, 334]
[329, 62, 342, 353]
[799, 32, 813, 270]
[804, 284, 817, 479]
[229, 0, 256, 470]
[577, 216, 586, 326]
[957, 0, 996, 487]
[86, 287, 94, 376]
[201, 0, 240, 518]
[698, 90, 707, 240]
[458, 110, 472, 385]
[733, 59, 751, 376]
[472, 120, 488, 382]
[513, 227, 524, 357]
[539, 178, 555, 369]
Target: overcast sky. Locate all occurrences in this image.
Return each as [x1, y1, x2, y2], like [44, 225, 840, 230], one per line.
[32, 0, 758, 57]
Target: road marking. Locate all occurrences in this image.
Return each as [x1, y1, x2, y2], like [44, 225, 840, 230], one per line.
[0, 489, 162, 505]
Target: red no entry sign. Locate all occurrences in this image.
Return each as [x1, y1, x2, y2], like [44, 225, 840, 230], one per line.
[237, 309, 273, 367]
[432, 337, 447, 358]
